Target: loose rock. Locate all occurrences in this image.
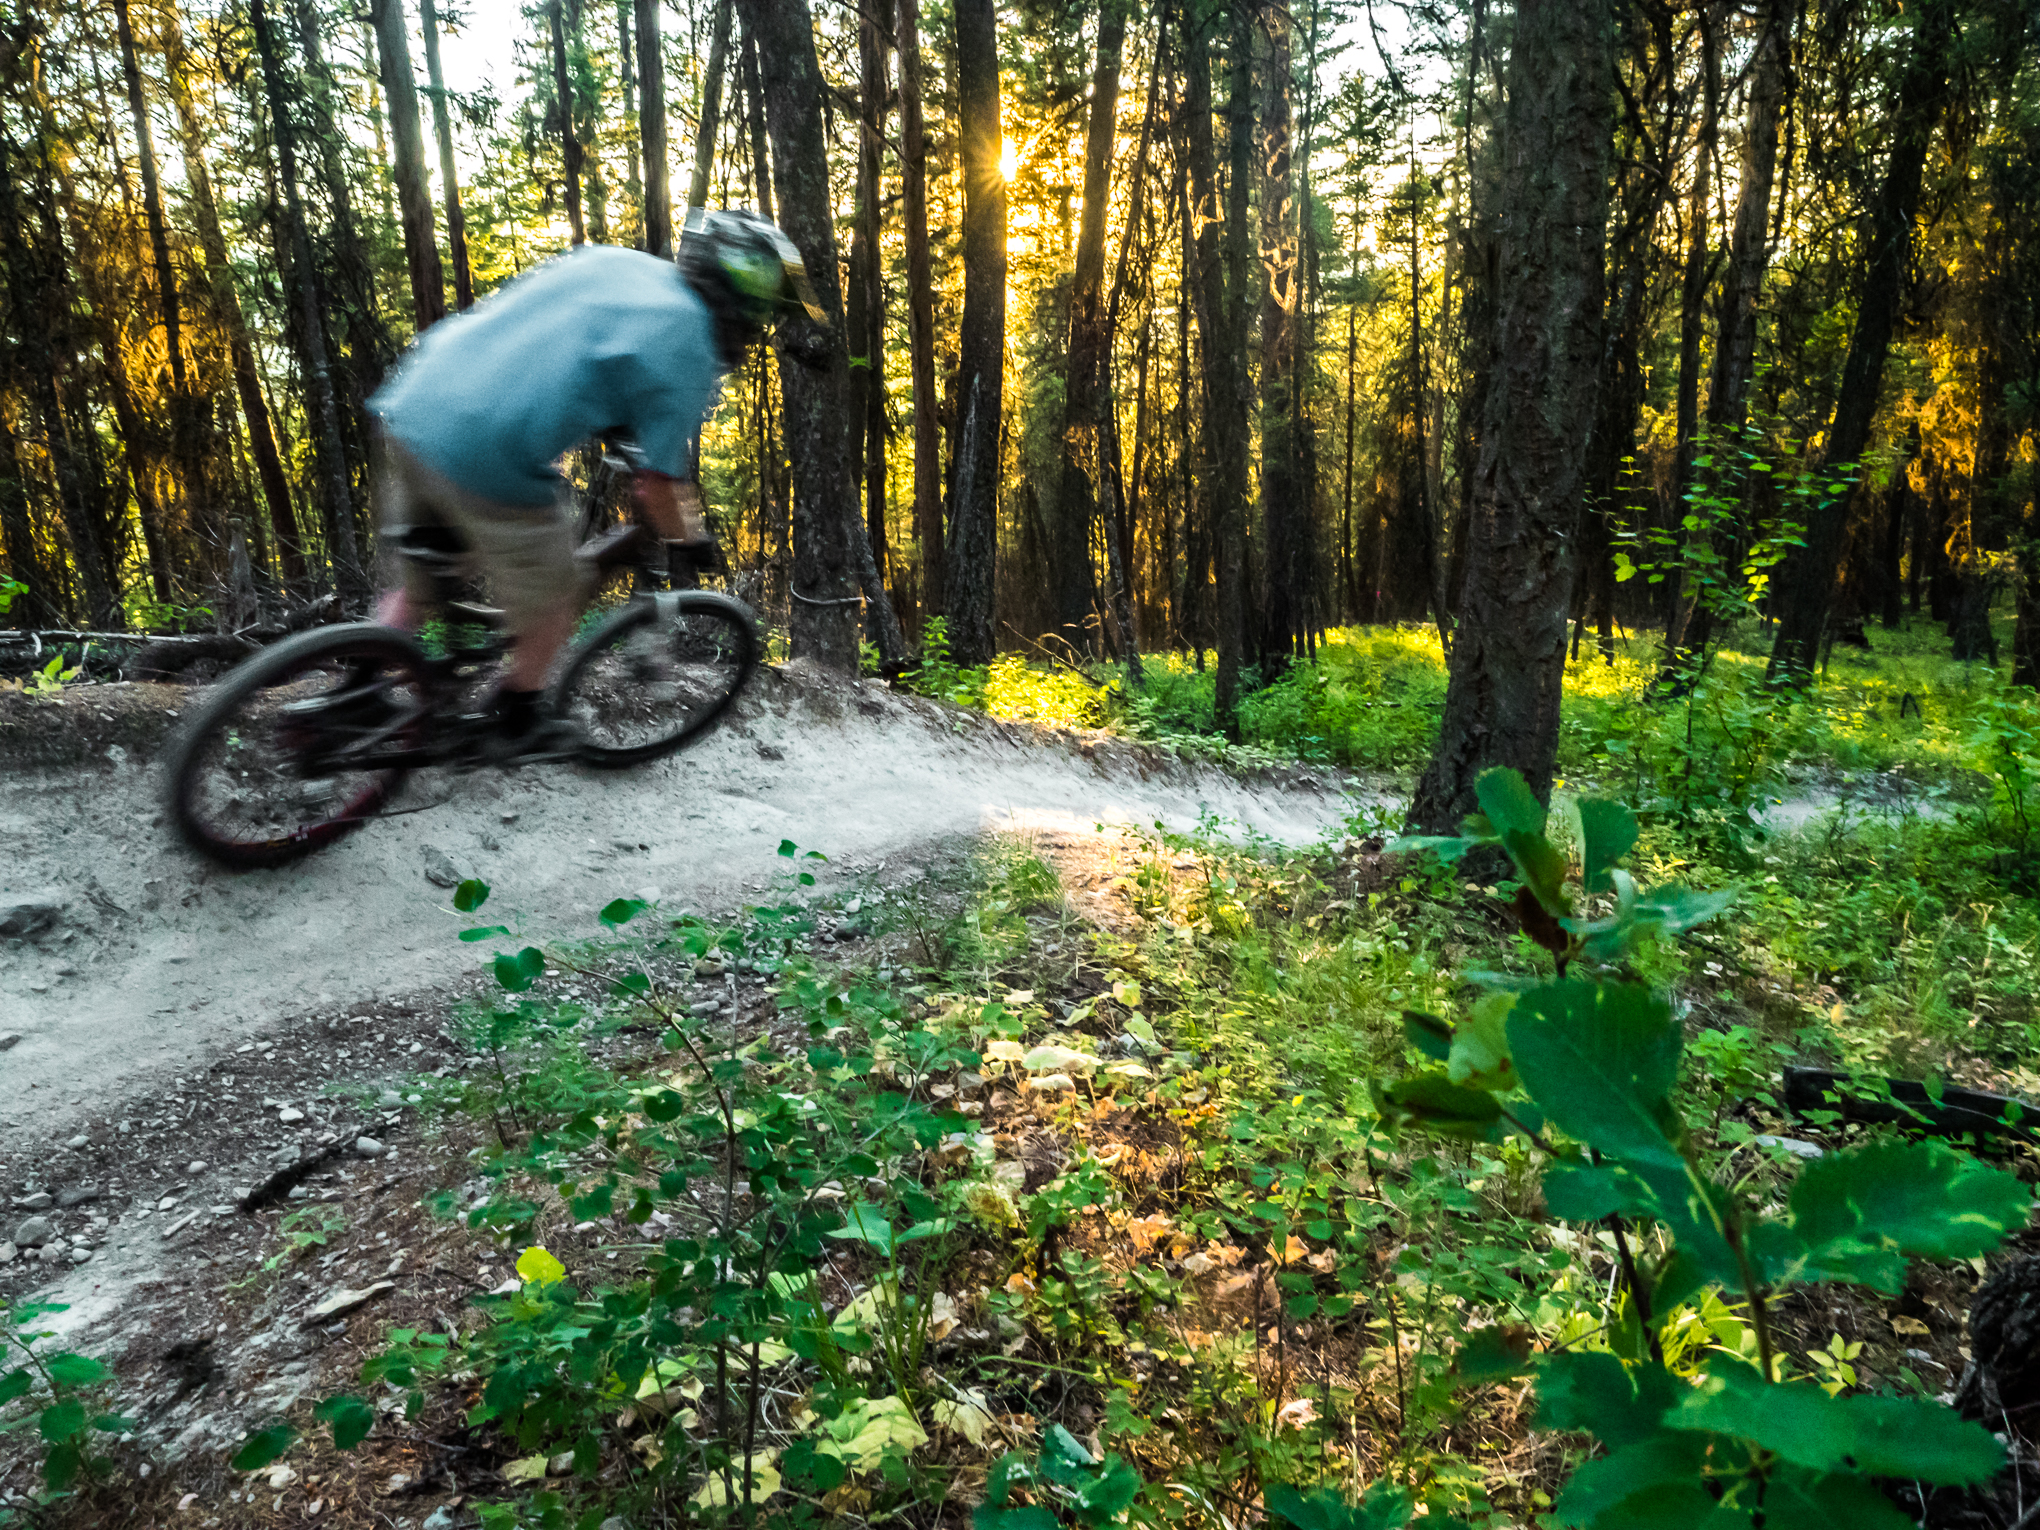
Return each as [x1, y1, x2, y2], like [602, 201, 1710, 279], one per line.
[16, 1191, 52, 1211]
[0, 1242, 15, 1264]
[302, 1281, 397, 1327]
[66, 1135, 88, 1149]
[355, 1137, 387, 1157]
[13, 1216, 53, 1247]
[0, 891, 63, 940]
[420, 845, 462, 888]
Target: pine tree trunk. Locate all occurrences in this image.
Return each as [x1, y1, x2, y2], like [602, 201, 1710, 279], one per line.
[420, 0, 474, 307]
[1706, 0, 1787, 434]
[739, 21, 773, 221]
[371, 0, 447, 330]
[549, 0, 587, 243]
[1408, 0, 1615, 831]
[618, 0, 643, 226]
[737, 0, 903, 670]
[634, 0, 672, 255]
[897, 0, 942, 620]
[1256, 0, 1302, 669]
[1768, 0, 1954, 681]
[846, 0, 892, 597]
[252, 0, 369, 603]
[948, 0, 1005, 666]
[1050, 0, 1128, 651]
[689, 0, 734, 213]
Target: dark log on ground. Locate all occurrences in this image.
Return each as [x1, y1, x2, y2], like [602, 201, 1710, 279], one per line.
[1887, 1255, 2040, 1529]
[1783, 1065, 2037, 1142]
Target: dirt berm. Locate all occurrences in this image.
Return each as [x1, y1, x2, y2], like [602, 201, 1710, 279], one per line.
[0, 661, 1354, 1138]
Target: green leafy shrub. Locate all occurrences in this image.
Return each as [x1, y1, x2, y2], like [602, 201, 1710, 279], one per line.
[0, 1303, 130, 1509]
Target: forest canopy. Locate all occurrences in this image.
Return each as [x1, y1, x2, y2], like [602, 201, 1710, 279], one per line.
[1, 0, 2036, 785]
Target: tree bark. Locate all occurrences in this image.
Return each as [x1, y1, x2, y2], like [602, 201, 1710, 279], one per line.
[1768, 0, 1954, 681]
[738, 0, 904, 670]
[252, 0, 369, 603]
[1408, 0, 1615, 831]
[689, 0, 734, 212]
[419, 0, 474, 307]
[948, 0, 1005, 666]
[635, 0, 672, 254]
[1049, 0, 1128, 651]
[846, 0, 892, 598]
[1707, 0, 1787, 434]
[549, 0, 587, 243]
[162, 27, 305, 586]
[371, 0, 447, 330]
[739, 19, 773, 220]
[1257, 0, 1303, 669]
[897, 0, 942, 621]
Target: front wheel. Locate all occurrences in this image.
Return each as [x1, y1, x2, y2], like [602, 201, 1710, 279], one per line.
[553, 591, 758, 768]
[164, 625, 432, 868]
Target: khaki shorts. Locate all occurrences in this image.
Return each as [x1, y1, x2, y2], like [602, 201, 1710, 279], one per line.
[374, 436, 595, 633]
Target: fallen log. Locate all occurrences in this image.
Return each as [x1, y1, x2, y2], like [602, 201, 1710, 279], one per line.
[1782, 1064, 2037, 1141]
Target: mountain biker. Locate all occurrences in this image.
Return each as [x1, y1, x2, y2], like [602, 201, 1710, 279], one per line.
[362, 209, 824, 753]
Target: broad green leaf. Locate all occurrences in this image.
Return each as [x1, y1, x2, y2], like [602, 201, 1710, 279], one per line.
[1756, 1466, 1914, 1530]
[1402, 1010, 1452, 1062]
[826, 1202, 899, 1256]
[1504, 828, 1571, 918]
[778, 838, 798, 857]
[1383, 834, 1475, 863]
[1675, 1362, 2002, 1485]
[89, 1413, 135, 1434]
[1537, 1352, 1675, 1449]
[0, 1368, 31, 1405]
[1371, 1073, 1503, 1143]
[1264, 1480, 1413, 1530]
[1069, 1455, 1142, 1523]
[1634, 885, 1735, 935]
[458, 925, 511, 942]
[1040, 1423, 1097, 1477]
[515, 1246, 567, 1287]
[1541, 1159, 1639, 1222]
[1449, 992, 1518, 1093]
[1508, 982, 1684, 1168]
[1474, 768, 1546, 839]
[1455, 1325, 1534, 1384]
[42, 1440, 83, 1492]
[229, 1421, 297, 1471]
[1788, 1139, 2030, 1293]
[1551, 1431, 1721, 1528]
[38, 1399, 85, 1443]
[640, 1088, 685, 1123]
[599, 897, 648, 927]
[314, 1395, 376, 1450]
[1577, 798, 1639, 895]
[44, 1354, 106, 1388]
[452, 878, 490, 913]
[493, 946, 546, 993]
[816, 1396, 928, 1473]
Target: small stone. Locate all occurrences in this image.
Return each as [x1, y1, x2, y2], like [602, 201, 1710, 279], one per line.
[302, 1280, 397, 1327]
[423, 1510, 457, 1530]
[407, 1041, 423, 1054]
[187, 1160, 207, 1174]
[16, 1191, 52, 1211]
[0, 1242, 14, 1264]
[377, 1091, 403, 1108]
[68, 1247, 91, 1265]
[158, 1196, 177, 1212]
[0, 1035, 18, 1052]
[55, 1187, 98, 1209]
[355, 1137, 387, 1157]
[0, 891, 63, 940]
[66, 1135, 88, 1149]
[236, 1043, 254, 1054]
[14, 1216, 53, 1247]
[381, 1472, 412, 1496]
[405, 1094, 422, 1106]
[177, 1492, 199, 1512]
[38, 1243, 63, 1264]
[277, 1107, 304, 1124]
[420, 845, 462, 888]
[1751, 1134, 1824, 1160]
[266, 1465, 297, 1491]
[548, 1450, 575, 1476]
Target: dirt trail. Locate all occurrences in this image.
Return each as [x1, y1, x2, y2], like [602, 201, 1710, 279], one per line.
[0, 664, 1350, 1139]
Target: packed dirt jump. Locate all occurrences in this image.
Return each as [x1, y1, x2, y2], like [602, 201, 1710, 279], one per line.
[0, 662, 1351, 1139]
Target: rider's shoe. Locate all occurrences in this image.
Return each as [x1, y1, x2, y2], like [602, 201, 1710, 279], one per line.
[280, 666, 400, 737]
[481, 716, 580, 765]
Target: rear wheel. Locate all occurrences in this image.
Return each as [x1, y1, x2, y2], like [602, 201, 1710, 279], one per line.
[164, 625, 432, 868]
[553, 592, 758, 767]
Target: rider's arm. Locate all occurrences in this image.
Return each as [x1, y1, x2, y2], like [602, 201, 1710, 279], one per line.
[632, 470, 707, 544]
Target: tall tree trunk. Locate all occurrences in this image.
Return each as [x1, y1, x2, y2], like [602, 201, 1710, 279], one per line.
[371, 0, 447, 330]
[1256, 0, 1302, 669]
[948, 0, 1005, 666]
[252, 0, 368, 602]
[549, 0, 587, 243]
[1768, 0, 1954, 681]
[419, 0, 474, 307]
[737, 0, 905, 669]
[689, 0, 734, 212]
[567, 0, 609, 241]
[618, 0, 643, 230]
[1181, 0, 1252, 727]
[897, 0, 942, 620]
[1049, 0, 1128, 651]
[159, 30, 307, 586]
[635, 0, 672, 254]
[1408, 0, 1615, 831]
[846, 0, 892, 601]
[738, 20, 774, 221]
[1707, 0, 1786, 433]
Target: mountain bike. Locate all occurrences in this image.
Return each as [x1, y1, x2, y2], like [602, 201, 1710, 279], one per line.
[163, 501, 758, 869]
